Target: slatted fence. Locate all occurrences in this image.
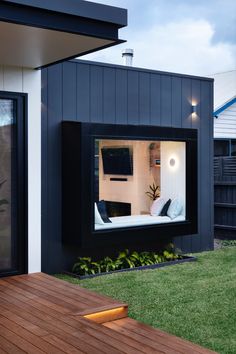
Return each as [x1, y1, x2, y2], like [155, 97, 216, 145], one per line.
[214, 157, 236, 238]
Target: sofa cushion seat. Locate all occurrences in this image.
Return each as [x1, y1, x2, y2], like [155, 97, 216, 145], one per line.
[95, 214, 185, 230]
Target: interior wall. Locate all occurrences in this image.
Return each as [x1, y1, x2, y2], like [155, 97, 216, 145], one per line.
[160, 141, 186, 216]
[98, 140, 185, 216]
[0, 65, 41, 273]
[99, 140, 157, 215]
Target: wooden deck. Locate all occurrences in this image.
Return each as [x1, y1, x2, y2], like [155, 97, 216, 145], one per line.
[0, 273, 216, 353]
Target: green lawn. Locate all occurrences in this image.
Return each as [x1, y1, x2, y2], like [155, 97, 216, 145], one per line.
[57, 247, 236, 354]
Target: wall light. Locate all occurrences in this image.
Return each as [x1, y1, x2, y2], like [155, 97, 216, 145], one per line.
[169, 158, 175, 167]
[191, 105, 197, 114]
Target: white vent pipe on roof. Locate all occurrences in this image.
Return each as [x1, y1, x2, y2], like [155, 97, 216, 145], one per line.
[122, 48, 134, 66]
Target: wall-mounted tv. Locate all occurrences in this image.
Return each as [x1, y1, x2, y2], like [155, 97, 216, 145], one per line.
[101, 146, 133, 175]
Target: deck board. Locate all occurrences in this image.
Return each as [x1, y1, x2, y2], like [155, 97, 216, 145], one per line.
[104, 318, 216, 354]
[0, 273, 217, 353]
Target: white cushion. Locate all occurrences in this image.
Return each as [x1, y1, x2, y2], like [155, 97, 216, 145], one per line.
[167, 198, 183, 219]
[94, 203, 104, 225]
[150, 198, 165, 216]
[95, 214, 185, 230]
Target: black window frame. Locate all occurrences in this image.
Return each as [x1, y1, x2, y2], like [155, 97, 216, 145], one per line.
[0, 91, 28, 277]
[62, 122, 198, 250]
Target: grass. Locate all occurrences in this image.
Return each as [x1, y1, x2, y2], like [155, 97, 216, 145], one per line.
[57, 247, 236, 354]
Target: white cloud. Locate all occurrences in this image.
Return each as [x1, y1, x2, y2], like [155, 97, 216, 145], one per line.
[81, 19, 236, 76]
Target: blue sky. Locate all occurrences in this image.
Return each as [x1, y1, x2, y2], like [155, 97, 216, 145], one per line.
[83, 0, 236, 76]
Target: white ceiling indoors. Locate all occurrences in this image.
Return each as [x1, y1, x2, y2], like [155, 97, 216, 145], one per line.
[0, 21, 113, 68]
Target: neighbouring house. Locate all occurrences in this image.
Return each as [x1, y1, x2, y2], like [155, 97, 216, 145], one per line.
[212, 70, 236, 238]
[0, 0, 214, 277]
[213, 70, 236, 142]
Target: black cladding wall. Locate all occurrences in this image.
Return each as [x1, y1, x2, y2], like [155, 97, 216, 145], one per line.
[42, 59, 214, 274]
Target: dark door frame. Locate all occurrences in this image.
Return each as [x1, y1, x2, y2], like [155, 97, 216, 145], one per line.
[0, 91, 28, 277]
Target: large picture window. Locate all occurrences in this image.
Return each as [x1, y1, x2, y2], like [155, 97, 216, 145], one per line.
[94, 139, 186, 230]
[62, 122, 197, 249]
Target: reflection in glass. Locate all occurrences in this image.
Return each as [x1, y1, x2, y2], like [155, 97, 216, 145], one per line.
[0, 99, 15, 270]
[231, 140, 236, 156]
[94, 139, 186, 230]
[214, 140, 229, 157]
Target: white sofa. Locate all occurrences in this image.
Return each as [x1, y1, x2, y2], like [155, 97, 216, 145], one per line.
[95, 214, 185, 230]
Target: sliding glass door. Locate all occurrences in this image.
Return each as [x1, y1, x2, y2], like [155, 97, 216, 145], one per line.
[0, 93, 26, 276]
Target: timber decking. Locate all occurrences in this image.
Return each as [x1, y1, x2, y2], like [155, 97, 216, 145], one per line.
[0, 273, 216, 353]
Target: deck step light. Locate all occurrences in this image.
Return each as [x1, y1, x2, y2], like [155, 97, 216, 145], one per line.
[81, 305, 128, 323]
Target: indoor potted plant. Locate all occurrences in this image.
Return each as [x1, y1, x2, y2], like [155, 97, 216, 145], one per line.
[145, 183, 160, 201]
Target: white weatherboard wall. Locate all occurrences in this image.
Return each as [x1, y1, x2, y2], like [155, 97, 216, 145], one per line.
[214, 101, 236, 139]
[211, 70, 236, 110]
[160, 141, 186, 217]
[0, 65, 41, 273]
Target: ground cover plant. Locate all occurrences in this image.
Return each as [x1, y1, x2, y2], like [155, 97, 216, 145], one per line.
[72, 244, 181, 276]
[57, 246, 236, 354]
[220, 239, 236, 248]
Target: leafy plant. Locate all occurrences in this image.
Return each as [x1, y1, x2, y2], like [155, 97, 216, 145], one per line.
[145, 183, 160, 201]
[152, 253, 164, 264]
[163, 250, 178, 260]
[0, 179, 8, 213]
[117, 249, 137, 269]
[72, 257, 93, 275]
[138, 252, 155, 266]
[72, 244, 182, 276]
[100, 257, 120, 273]
[221, 239, 236, 248]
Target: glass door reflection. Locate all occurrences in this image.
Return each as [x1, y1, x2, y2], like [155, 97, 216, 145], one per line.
[0, 99, 16, 272]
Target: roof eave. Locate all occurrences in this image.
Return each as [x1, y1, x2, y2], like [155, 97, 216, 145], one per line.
[0, 0, 127, 69]
[4, 0, 128, 28]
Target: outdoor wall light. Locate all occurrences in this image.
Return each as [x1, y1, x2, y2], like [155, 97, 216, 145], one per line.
[191, 105, 197, 114]
[169, 158, 176, 167]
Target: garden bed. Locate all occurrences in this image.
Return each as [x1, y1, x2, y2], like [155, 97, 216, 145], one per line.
[64, 255, 197, 280]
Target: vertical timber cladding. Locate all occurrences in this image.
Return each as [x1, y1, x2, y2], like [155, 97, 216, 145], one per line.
[42, 60, 213, 273]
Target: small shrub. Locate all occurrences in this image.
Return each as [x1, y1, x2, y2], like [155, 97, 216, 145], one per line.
[221, 239, 236, 248]
[72, 244, 182, 276]
[72, 257, 93, 275]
